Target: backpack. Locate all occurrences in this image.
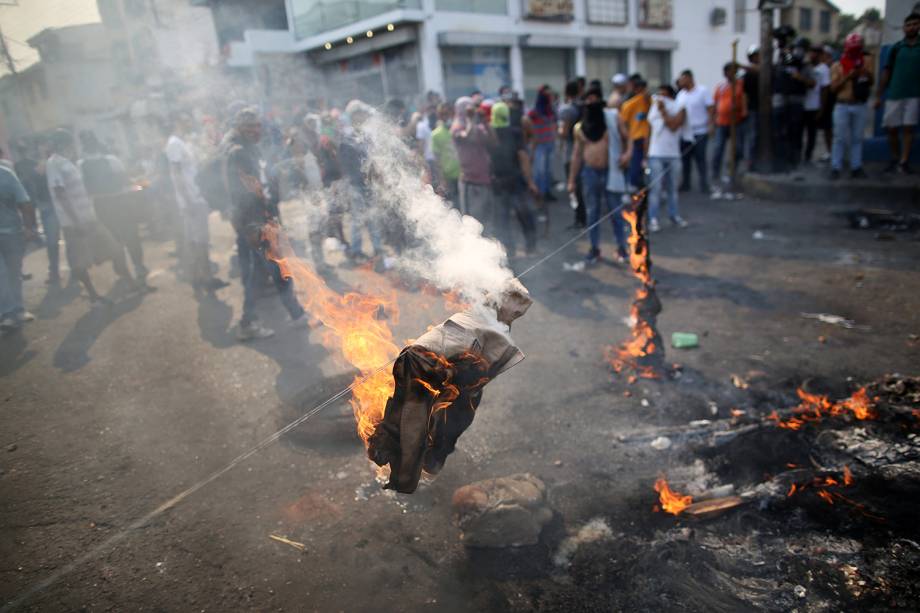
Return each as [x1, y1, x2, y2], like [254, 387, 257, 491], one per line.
[195, 153, 229, 213]
[81, 155, 126, 196]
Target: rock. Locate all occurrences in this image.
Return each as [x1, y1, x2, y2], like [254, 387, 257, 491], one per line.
[6, 444, 16, 452]
[452, 473, 552, 548]
[650, 436, 672, 450]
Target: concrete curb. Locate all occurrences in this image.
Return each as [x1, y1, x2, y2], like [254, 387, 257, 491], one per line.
[742, 172, 919, 206]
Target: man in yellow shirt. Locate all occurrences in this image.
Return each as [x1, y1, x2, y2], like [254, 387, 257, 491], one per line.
[619, 74, 651, 189]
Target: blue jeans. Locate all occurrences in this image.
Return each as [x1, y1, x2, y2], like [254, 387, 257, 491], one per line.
[347, 189, 382, 257]
[628, 138, 646, 189]
[39, 204, 60, 280]
[680, 134, 709, 192]
[711, 125, 732, 180]
[581, 167, 627, 255]
[237, 232, 304, 326]
[649, 157, 680, 222]
[0, 232, 25, 317]
[742, 111, 758, 169]
[832, 103, 868, 171]
[532, 141, 555, 196]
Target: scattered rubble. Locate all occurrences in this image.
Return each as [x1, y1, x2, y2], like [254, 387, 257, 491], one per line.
[452, 473, 552, 548]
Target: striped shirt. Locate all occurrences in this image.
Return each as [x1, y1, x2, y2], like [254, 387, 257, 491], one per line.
[527, 110, 556, 145]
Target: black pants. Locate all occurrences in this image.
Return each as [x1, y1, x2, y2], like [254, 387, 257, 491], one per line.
[803, 109, 819, 163]
[565, 161, 586, 227]
[680, 135, 709, 192]
[773, 102, 805, 172]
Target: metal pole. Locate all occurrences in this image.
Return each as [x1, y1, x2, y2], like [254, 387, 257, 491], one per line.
[758, 8, 773, 172]
[729, 39, 738, 191]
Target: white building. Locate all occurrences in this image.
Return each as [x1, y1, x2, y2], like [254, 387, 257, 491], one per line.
[222, 0, 761, 107]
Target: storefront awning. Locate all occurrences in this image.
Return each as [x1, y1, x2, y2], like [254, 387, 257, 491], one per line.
[315, 27, 417, 64]
[437, 31, 517, 47]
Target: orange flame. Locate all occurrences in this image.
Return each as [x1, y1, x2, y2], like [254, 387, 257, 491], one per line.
[843, 465, 854, 486]
[653, 478, 693, 515]
[261, 221, 399, 443]
[768, 387, 877, 430]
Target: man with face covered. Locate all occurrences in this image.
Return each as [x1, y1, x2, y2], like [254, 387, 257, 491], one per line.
[772, 36, 816, 171]
[567, 87, 628, 265]
[222, 107, 309, 340]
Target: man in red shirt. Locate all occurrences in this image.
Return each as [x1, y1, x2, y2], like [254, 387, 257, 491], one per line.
[710, 62, 747, 185]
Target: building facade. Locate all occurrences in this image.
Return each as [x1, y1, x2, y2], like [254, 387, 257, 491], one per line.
[779, 0, 841, 44]
[223, 0, 761, 108]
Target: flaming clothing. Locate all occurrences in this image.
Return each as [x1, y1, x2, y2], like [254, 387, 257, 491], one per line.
[368, 285, 532, 493]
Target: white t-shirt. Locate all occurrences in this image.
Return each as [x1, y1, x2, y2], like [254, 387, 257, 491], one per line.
[676, 85, 713, 136]
[603, 108, 627, 193]
[46, 153, 96, 228]
[165, 134, 205, 209]
[648, 97, 685, 158]
[805, 63, 831, 111]
[415, 119, 434, 161]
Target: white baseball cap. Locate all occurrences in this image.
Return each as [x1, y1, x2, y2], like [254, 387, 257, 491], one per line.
[611, 73, 628, 85]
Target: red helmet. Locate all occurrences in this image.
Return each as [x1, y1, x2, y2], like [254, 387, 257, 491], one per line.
[844, 32, 864, 52]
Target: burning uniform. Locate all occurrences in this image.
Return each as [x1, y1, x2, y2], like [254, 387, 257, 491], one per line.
[368, 280, 532, 493]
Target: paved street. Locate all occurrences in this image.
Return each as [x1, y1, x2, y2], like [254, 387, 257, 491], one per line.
[2, 191, 919, 611]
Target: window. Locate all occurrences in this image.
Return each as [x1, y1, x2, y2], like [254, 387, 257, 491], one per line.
[587, 0, 628, 25]
[441, 46, 510, 101]
[734, 0, 746, 33]
[436, 0, 506, 13]
[819, 10, 831, 33]
[522, 0, 574, 21]
[639, 0, 672, 29]
[636, 49, 670, 86]
[799, 7, 812, 31]
[586, 49, 628, 87]
[292, 0, 422, 40]
[521, 47, 574, 104]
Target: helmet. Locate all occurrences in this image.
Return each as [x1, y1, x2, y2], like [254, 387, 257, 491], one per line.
[747, 44, 760, 58]
[844, 32, 864, 52]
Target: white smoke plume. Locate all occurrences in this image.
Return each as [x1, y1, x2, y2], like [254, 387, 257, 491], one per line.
[359, 113, 514, 307]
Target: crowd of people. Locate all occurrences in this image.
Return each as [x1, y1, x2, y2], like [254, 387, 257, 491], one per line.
[0, 12, 916, 338]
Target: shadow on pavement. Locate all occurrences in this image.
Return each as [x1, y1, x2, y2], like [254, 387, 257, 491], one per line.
[0, 329, 38, 378]
[52, 290, 146, 372]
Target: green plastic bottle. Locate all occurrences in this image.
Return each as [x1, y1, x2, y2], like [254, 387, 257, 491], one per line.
[671, 332, 699, 349]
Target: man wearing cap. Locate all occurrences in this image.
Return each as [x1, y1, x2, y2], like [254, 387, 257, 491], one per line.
[221, 107, 310, 340]
[608, 73, 629, 109]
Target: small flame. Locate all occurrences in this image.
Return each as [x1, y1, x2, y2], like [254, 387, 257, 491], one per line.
[817, 490, 835, 505]
[653, 478, 693, 515]
[843, 465, 854, 486]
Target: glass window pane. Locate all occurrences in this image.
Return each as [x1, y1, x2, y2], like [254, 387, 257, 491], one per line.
[638, 0, 673, 28]
[441, 46, 510, 101]
[435, 0, 507, 14]
[521, 47, 574, 104]
[587, 0, 628, 24]
[585, 49, 628, 91]
[292, 0, 423, 40]
[636, 50, 671, 87]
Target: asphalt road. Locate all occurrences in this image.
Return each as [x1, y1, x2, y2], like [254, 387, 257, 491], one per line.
[2, 190, 918, 611]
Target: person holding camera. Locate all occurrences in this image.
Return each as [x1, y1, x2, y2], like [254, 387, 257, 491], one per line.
[829, 33, 874, 180]
[771, 34, 816, 172]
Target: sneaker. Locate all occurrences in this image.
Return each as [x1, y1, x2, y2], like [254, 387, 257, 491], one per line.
[236, 321, 275, 341]
[819, 153, 831, 163]
[15, 311, 35, 324]
[670, 216, 688, 228]
[850, 168, 868, 179]
[899, 162, 913, 175]
[648, 218, 661, 233]
[829, 169, 841, 180]
[584, 248, 600, 265]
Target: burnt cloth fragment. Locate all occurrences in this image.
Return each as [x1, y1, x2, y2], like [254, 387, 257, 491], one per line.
[368, 281, 532, 494]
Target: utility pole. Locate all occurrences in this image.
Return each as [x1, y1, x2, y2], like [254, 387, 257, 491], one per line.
[758, 5, 773, 173]
[729, 39, 738, 191]
[0, 24, 19, 76]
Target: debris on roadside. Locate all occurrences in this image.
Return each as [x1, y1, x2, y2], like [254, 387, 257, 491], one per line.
[801, 312, 869, 330]
[269, 534, 306, 552]
[671, 332, 699, 349]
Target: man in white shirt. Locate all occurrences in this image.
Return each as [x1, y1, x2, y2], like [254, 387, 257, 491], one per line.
[164, 113, 227, 292]
[46, 129, 127, 305]
[675, 70, 713, 193]
[647, 85, 688, 232]
[804, 44, 831, 163]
